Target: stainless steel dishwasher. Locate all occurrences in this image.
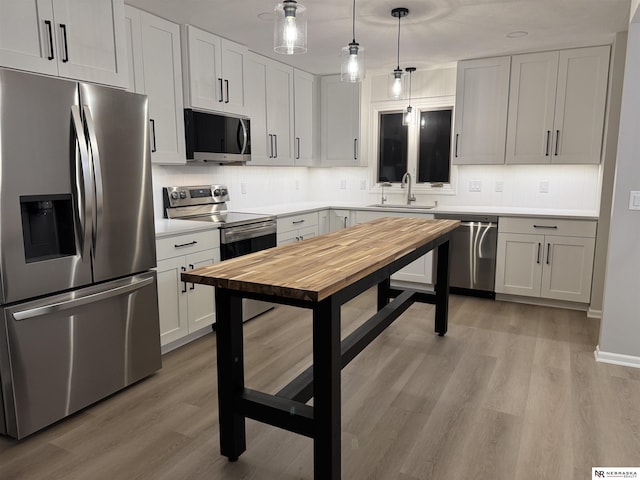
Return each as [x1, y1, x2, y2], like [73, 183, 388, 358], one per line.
[434, 213, 498, 298]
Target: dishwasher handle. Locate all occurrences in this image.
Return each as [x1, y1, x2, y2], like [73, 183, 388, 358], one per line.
[459, 221, 498, 228]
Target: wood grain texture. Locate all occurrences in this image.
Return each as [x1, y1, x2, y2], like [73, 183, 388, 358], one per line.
[1, 291, 639, 480]
[181, 217, 459, 301]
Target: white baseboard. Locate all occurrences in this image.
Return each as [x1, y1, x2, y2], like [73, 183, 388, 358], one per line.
[594, 345, 640, 369]
[587, 308, 603, 319]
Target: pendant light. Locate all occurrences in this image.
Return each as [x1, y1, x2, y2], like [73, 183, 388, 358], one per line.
[389, 7, 408, 99]
[341, 0, 365, 82]
[403, 67, 416, 125]
[274, 0, 307, 55]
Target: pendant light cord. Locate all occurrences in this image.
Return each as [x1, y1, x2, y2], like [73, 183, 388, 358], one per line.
[396, 12, 401, 69]
[352, 0, 356, 43]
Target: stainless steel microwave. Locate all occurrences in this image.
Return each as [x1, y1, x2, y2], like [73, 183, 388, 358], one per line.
[184, 109, 251, 163]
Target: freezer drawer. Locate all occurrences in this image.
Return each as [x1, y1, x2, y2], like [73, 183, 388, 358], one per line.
[0, 272, 161, 439]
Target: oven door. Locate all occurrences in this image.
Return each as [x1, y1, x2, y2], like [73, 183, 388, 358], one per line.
[220, 222, 276, 260]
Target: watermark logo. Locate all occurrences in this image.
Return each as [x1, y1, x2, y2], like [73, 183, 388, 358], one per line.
[593, 467, 640, 479]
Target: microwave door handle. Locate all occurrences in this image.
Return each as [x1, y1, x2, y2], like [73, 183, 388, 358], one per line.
[238, 119, 248, 155]
[82, 105, 103, 253]
[70, 105, 93, 260]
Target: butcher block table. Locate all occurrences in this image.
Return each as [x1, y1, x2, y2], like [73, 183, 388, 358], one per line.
[182, 217, 460, 479]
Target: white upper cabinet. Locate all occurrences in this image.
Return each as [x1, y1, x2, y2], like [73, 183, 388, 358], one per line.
[125, 6, 185, 165]
[453, 56, 511, 165]
[182, 25, 247, 116]
[294, 69, 314, 166]
[320, 75, 361, 166]
[506, 46, 610, 164]
[0, 0, 128, 87]
[244, 53, 294, 166]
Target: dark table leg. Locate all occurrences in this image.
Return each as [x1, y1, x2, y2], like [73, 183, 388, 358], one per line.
[435, 240, 450, 336]
[215, 288, 246, 461]
[377, 277, 391, 311]
[312, 296, 341, 479]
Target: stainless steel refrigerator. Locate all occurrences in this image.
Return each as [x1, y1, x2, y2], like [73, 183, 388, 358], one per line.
[0, 69, 161, 439]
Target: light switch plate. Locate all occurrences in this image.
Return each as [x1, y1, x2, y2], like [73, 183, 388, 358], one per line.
[469, 181, 482, 192]
[240, 182, 247, 194]
[629, 191, 640, 210]
[339, 179, 347, 189]
[539, 181, 549, 193]
[495, 181, 504, 192]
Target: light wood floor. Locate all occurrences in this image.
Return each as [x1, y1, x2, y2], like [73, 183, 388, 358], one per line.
[1, 290, 640, 480]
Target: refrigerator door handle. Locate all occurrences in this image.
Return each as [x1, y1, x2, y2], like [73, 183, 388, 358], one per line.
[82, 105, 104, 253]
[12, 276, 154, 321]
[70, 105, 93, 261]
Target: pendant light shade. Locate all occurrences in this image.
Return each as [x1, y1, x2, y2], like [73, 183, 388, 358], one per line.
[274, 0, 307, 55]
[403, 67, 416, 125]
[389, 7, 408, 99]
[341, 0, 365, 82]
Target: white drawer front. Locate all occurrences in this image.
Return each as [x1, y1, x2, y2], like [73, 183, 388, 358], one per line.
[499, 217, 597, 237]
[156, 230, 219, 260]
[277, 212, 319, 233]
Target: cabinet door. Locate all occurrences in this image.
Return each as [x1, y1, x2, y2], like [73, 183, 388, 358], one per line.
[453, 56, 510, 165]
[139, 11, 185, 164]
[552, 46, 610, 164]
[541, 235, 595, 302]
[184, 25, 223, 112]
[391, 254, 433, 285]
[277, 230, 299, 245]
[186, 248, 219, 330]
[244, 53, 269, 164]
[330, 210, 352, 231]
[506, 51, 558, 164]
[52, 0, 127, 87]
[221, 39, 247, 116]
[495, 233, 542, 297]
[266, 60, 294, 165]
[156, 257, 189, 345]
[0, 0, 58, 75]
[321, 75, 361, 166]
[294, 69, 314, 166]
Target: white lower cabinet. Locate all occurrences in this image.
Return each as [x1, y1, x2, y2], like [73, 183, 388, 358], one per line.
[155, 229, 220, 347]
[277, 212, 319, 245]
[354, 210, 433, 285]
[329, 209, 354, 231]
[495, 217, 596, 303]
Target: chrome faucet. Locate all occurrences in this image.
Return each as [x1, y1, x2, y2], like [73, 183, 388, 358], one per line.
[401, 172, 416, 205]
[380, 182, 392, 204]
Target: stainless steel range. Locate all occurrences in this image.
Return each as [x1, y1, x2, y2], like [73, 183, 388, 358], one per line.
[163, 185, 276, 321]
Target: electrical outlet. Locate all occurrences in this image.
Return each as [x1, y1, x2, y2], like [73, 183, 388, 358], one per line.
[340, 179, 347, 190]
[360, 179, 366, 190]
[495, 181, 504, 193]
[295, 180, 299, 190]
[539, 181, 549, 193]
[629, 191, 640, 210]
[240, 182, 247, 194]
[469, 181, 482, 192]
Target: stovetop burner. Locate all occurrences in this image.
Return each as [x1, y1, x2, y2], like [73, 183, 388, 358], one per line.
[162, 184, 275, 228]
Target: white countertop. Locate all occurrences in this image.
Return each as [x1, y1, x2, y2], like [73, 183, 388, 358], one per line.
[155, 219, 218, 238]
[233, 202, 599, 220]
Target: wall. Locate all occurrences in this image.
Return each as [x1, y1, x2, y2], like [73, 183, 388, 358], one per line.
[597, 18, 640, 366]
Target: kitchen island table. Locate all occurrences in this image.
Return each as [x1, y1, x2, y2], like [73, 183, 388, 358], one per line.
[181, 217, 459, 479]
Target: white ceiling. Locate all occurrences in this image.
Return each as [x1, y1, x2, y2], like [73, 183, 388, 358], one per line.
[125, 0, 631, 75]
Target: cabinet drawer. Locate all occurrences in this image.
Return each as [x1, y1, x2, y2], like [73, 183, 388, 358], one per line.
[277, 212, 319, 233]
[499, 217, 596, 237]
[156, 230, 219, 260]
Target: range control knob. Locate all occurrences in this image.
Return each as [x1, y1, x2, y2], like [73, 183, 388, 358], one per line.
[220, 189, 228, 196]
[179, 191, 187, 199]
[170, 191, 179, 200]
[213, 189, 221, 197]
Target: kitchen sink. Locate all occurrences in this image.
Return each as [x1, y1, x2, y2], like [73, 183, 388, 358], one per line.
[368, 203, 437, 210]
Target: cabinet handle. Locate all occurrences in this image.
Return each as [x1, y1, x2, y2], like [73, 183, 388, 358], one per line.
[537, 242, 541, 264]
[546, 243, 551, 265]
[273, 134, 278, 158]
[295, 236, 300, 241]
[268, 134, 273, 158]
[181, 266, 187, 293]
[218, 78, 224, 102]
[189, 264, 195, 290]
[60, 24, 69, 63]
[44, 20, 55, 60]
[292, 219, 305, 224]
[533, 225, 557, 229]
[343, 217, 348, 228]
[454, 133, 459, 157]
[545, 130, 551, 156]
[354, 138, 358, 160]
[554, 130, 560, 156]
[296, 137, 300, 159]
[299, 235, 304, 241]
[174, 240, 198, 248]
[150, 119, 157, 152]
[224, 79, 229, 103]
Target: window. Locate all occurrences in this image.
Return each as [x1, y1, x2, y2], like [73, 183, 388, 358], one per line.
[373, 97, 455, 193]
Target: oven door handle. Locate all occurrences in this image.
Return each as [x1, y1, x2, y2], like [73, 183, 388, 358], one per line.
[221, 223, 276, 244]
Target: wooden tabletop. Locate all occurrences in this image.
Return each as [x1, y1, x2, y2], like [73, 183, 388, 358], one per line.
[181, 217, 460, 302]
